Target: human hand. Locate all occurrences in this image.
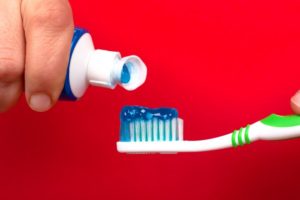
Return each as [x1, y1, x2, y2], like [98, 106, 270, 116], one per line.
[0, 0, 73, 112]
[291, 91, 300, 114]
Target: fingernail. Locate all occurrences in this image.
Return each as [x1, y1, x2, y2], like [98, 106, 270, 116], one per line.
[29, 93, 52, 112]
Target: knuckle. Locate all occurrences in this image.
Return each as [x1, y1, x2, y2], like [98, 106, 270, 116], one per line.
[0, 81, 22, 113]
[27, 1, 73, 31]
[0, 57, 23, 82]
[0, 103, 12, 113]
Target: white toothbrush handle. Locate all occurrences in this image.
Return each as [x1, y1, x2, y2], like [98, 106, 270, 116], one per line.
[172, 114, 300, 152]
[117, 136, 233, 153]
[231, 114, 300, 148]
[249, 122, 300, 141]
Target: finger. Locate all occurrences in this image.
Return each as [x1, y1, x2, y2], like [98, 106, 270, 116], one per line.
[0, 0, 24, 112]
[291, 91, 300, 114]
[21, 0, 74, 112]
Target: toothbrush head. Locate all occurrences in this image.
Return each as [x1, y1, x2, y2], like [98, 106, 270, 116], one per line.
[117, 106, 184, 153]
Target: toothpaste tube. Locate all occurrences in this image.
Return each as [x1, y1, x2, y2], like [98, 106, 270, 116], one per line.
[60, 28, 147, 100]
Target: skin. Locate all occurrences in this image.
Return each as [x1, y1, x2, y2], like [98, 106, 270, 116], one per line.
[0, 0, 73, 112]
[291, 91, 300, 114]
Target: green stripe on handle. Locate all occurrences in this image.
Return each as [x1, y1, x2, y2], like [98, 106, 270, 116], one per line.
[238, 128, 244, 146]
[245, 125, 250, 144]
[231, 125, 251, 147]
[232, 130, 238, 147]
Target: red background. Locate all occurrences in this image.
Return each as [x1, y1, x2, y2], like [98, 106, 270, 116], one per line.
[1, 0, 300, 199]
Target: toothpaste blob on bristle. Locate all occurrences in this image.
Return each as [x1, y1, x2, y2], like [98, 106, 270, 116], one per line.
[120, 106, 180, 142]
[121, 106, 178, 121]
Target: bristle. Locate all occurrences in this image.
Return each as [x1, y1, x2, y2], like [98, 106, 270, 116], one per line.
[129, 122, 135, 141]
[165, 119, 170, 141]
[135, 120, 141, 142]
[153, 118, 158, 141]
[147, 120, 152, 141]
[171, 118, 177, 141]
[178, 118, 184, 140]
[158, 119, 163, 141]
[120, 106, 183, 142]
[120, 117, 183, 142]
[141, 120, 146, 141]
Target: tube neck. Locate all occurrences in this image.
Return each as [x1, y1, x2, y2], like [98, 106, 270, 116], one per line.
[87, 49, 147, 90]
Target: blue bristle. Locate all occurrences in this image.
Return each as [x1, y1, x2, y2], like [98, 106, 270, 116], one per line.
[120, 106, 179, 142]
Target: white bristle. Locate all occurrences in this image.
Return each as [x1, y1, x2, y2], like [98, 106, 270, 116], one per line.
[159, 120, 164, 141]
[178, 118, 184, 140]
[153, 118, 158, 141]
[165, 119, 170, 141]
[141, 120, 146, 141]
[135, 120, 140, 142]
[127, 117, 183, 142]
[147, 120, 152, 141]
[129, 122, 135, 141]
[171, 118, 177, 141]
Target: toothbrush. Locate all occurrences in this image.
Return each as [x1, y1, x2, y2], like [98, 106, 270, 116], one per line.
[117, 106, 300, 153]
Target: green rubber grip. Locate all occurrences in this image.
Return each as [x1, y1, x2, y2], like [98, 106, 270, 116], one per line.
[231, 125, 251, 147]
[260, 114, 300, 127]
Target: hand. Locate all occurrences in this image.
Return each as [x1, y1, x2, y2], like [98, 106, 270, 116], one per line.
[291, 91, 300, 114]
[0, 0, 74, 112]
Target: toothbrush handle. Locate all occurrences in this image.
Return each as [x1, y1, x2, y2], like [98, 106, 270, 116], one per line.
[232, 114, 300, 147]
[257, 114, 300, 140]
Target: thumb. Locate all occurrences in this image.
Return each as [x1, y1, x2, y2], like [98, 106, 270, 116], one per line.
[291, 91, 300, 114]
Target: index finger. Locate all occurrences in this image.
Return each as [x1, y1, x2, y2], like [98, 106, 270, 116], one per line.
[22, 0, 74, 112]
